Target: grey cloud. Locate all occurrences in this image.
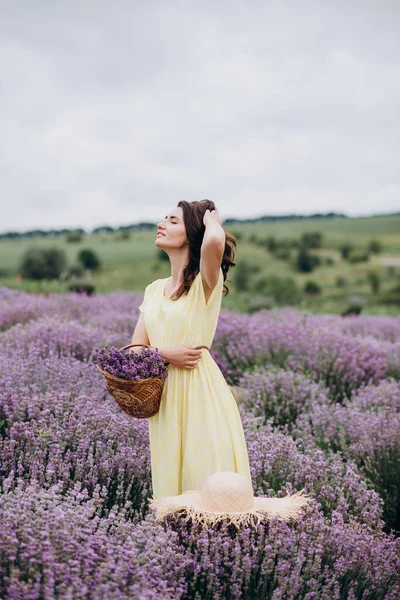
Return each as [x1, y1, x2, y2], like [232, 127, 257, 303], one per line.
[0, 0, 399, 232]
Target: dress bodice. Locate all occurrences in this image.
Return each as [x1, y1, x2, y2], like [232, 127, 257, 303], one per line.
[138, 267, 224, 350]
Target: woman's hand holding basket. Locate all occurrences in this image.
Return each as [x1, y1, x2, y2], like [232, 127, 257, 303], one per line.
[160, 345, 205, 369]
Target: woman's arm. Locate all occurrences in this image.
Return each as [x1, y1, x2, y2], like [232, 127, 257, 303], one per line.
[200, 209, 225, 295]
[130, 312, 150, 353]
[130, 316, 202, 367]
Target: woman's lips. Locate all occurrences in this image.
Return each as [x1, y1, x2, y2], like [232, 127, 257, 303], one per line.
[157, 232, 165, 237]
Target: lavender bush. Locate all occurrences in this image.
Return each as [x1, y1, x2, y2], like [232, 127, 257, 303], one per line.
[167, 509, 400, 600]
[237, 368, 330, 429]
[1, 285, 400, 599]
[240, 411, 385, 533]
[212, 310, 389, 401]
[384, 341, 400, 380]
[292, 381, 400, 533]
[0, 479, 189, 599]
[0, 384, 152, 520]
[2, 315, 104, 361]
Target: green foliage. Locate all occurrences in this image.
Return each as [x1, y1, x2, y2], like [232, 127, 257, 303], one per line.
[378, 292, 400, 306]
[265, 236, 278, 252]
[300, 231, 323, 248]
[324, 257, 335, 266]
[368, 239, 382, 254]
[234, 259, 260, 291]
[157, 248, 169, 262]
[150, 261, 162, 273]
[287, 237, 299, 248]
[348, 249, 370, 263]
[304, 280, 321, 295]
[248, 295, 275, 313]
[66, 231, 84, 243]
[0, 267, 12, 277]
[247, 234, 270, 249]
[335, 276, 348, 288]
[230, 230, 243, 241]
[77, 248, 101, 271]
[295, 247, 320, 272]
[377, 282, 400, 306]
[366, 271, 380, 294]
[273, 246, 291, 261]
[67, 281, 96, 296]
[248, 233, 259, 245]
[261, 236, 297, 256]
[19, 246, 67, 280]
[252, 274, 301, 305]
[342, 303, 363, 316]
[339, 243, 354, 260]
[61, 264, 85, 281]
[234, 260, 251, 291]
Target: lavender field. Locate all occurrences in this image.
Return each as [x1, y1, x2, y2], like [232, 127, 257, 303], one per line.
[1, 285, 400, 599]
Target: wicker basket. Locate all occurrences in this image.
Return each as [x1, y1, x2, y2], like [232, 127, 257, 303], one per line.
[96, 343, 209, 419]
[96, 343, 164, 418]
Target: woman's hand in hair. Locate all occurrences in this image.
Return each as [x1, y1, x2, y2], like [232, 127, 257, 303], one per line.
[159, 345, 204, 369]
[203, 209, 223, 227]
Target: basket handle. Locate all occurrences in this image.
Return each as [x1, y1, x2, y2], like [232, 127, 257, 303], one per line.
[119, 343, 153, 352]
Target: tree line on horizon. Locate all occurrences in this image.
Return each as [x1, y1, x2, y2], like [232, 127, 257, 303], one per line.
[0, 210, 380, 240]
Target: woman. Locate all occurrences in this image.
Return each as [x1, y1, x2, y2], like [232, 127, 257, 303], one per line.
[131, 199, 252, 499]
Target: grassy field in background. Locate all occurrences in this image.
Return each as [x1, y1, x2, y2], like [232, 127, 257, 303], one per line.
[235, 213, 400, 247]
[1, 213, 399, 315]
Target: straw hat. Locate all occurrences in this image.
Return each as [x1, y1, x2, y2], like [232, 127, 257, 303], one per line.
[148, 471, 312, 530]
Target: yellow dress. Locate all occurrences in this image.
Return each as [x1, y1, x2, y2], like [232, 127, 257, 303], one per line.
[138, 267, 252, 499]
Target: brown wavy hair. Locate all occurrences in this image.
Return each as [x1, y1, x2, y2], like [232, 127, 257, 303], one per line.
[168, 199, 236, 301]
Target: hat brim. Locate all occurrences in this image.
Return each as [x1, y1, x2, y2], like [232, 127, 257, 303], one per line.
[148, 489, 312, 529]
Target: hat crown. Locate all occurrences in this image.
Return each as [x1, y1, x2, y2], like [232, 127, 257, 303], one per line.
[200, 471, 254, 512]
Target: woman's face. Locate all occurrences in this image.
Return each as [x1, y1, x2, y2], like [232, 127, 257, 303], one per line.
[156, 206, 187, 249]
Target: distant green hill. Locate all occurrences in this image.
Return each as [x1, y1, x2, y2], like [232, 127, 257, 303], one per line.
[0, 213, 399, 316]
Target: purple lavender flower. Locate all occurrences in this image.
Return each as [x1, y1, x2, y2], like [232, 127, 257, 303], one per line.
[93, 345, 168, 381]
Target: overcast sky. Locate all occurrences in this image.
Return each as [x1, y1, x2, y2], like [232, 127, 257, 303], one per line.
[1, 0, 399, 234]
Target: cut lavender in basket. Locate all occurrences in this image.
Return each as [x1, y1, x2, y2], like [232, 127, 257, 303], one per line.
[93, 345, 168, 381]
